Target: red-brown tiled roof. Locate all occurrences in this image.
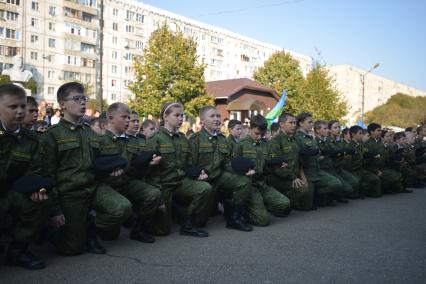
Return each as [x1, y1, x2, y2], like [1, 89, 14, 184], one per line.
[206, 78, 279, 100]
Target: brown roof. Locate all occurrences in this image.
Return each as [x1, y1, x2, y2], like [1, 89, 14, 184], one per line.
[206, 78, 279, 100]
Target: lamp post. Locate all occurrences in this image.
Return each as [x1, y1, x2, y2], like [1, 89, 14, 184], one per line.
[360, 63, 380, 122]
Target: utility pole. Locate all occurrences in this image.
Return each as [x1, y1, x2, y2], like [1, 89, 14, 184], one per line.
[360, 63, 380, 122]
[98, 0, 104, 111]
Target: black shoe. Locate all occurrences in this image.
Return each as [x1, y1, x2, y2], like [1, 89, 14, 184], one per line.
[402, 188, 413, 193]
[226, 205, 253, 232]
[130, 230, 156, 243]
[6, 244, 45, 270]
[86, 238, 107, 254]
[180, 226, 209, 237]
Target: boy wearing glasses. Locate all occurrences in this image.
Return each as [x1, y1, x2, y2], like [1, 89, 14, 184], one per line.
[41, 82, 132, 256]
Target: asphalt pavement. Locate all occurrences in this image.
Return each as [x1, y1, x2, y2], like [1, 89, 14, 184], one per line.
[1, 188, 425, 284]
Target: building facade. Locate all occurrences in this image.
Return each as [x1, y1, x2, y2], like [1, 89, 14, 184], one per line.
[1, 0, 313, 105]
[327, 64, 426, 124]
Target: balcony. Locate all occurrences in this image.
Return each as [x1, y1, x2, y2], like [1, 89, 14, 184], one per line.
[64, 0, 98, 17]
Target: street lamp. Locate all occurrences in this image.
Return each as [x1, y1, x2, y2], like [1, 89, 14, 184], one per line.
[360, 63, 380, 122]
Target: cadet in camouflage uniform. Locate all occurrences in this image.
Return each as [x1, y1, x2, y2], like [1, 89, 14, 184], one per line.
[413, 125, 426, 183]
[226, 119, 243, 153]
[344, 126, 382, 197]
[98, 104, 161, 243]
[41, 82, 132, 256]
[364, 123, 405, 193]
[392, 132, 417, 189]
[295, 113, 344, 207]
[189, 106, 253, 232]
[313, 120, 352, 202]
[147, 102, 213, 237]
[328, 120, 360, 198]
[233, 115, 291, 226]
[266, 113, 314, 210]
[0, 84, 48, 269]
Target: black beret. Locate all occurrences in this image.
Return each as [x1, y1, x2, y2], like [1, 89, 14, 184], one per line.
[185, 165, 203, 178]
[95, 154, 128, 174]
[132, 151, 161, 169]
[231, 157, 255, 175]
[12, 175, 56, 193]
[265, 157, 288, 167]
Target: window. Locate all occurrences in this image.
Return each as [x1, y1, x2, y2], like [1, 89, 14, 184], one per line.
[1, 11, 19, 21]
[113, 8, 118, 17]
[30, 51, 38, 60]
[126, 10, 134, 21]
[67, 55, 78, 66]
[111, 79, 116, 87]
[49, 6, 56, 16]
[111, 51, 117, 59]
[47, 70, 55, 79]
[124, 52, 133, 61]
[47, 55, 54, 63]
[63, 71, 80, 80]
[110, 93, 117, 101]
[111, 65, 117, 73]
[0, 45, 20, 57]
[135, 41, 143, 50]
[125, 25, 134, 33]
[6, 0, 21, 6]
[136, 13, 144, 23]
[48, 86, 54, 95]
[31, 18, 38, 28]
[30, 34, 38, 43]
[31, 1, 39, 11]
[3, 28, 18, 39]
[48, 38, 55, 48]
[81, 43, 95, 54]
[81, 58, 95, 68]
[48, 22, 55, 31]
[112, 36, 117, 45]
[112, 23, 118, 31]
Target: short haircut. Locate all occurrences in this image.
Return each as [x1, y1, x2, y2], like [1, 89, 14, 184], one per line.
[199, 105, 217, 119]
[367, 123, 381, 134]
[278, 112, 295, 124]
[0, 83, 26, 100]
[142, 119, 155, 129]
[107, 102, 130, 117]
[98, 112, 107, 125]
[271, 122, 279, 132]
[314, 120, 328, 131]
[417, 124, 426, 134]
[349, 125, 363, 137]
[57, 82, 84, 102]
[405, 127, 414, 132]
[250, 114, 267, 131]
[341, 128, 349, 137]
[130, 110, 139, 116]
[228, 119, 242, 130]
[89, 117, 99, 126]
[27, 96, 38, 107]
[296, 112, 312, 126]
[393, 131, 406, 142]
[328, 120, 339, 129]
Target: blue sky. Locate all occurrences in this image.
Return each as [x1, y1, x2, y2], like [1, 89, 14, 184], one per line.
[143, 0, 426, 91]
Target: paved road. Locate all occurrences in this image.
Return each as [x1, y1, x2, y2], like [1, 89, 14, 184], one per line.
[1, 189, 425, 284]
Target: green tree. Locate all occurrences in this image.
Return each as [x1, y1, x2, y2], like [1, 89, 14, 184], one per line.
[301, 64, 347, 120]
[253, 51, 305, 114]
[0, 75, 37, 95]
[129, 24, 214, 118]
[365, 93, 426, 127]
[0, 74, 11, 85]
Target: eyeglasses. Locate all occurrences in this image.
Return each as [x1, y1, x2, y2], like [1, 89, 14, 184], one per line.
[63, 95, 89, 103]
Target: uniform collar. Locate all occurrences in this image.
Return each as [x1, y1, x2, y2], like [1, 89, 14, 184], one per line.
[245, 135, 261, 146]
[201, 127, 218, 140]
[0, 121, 20, 134]
[60, 118, 84, 131]
[106, 130, 128, 141]
[278, 130, 294, 141]
[160, 126, 180, 137]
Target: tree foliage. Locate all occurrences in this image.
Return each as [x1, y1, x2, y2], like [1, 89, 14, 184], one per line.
[301, 64, 347, 120]
[129, 24, 214, 118]
[365, 93, 426, 127]
[0, 75, 37, 95]
[253, 51, 305, 114]
[254, 52, 348, 120]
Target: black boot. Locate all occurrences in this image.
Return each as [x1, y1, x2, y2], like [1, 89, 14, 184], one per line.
[86, 215, 106, 254]
[180, 217, 209, 237]
[226, 205, 253, 232]
[130, 218, 155, 243]
[6, 242, 45, 270]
